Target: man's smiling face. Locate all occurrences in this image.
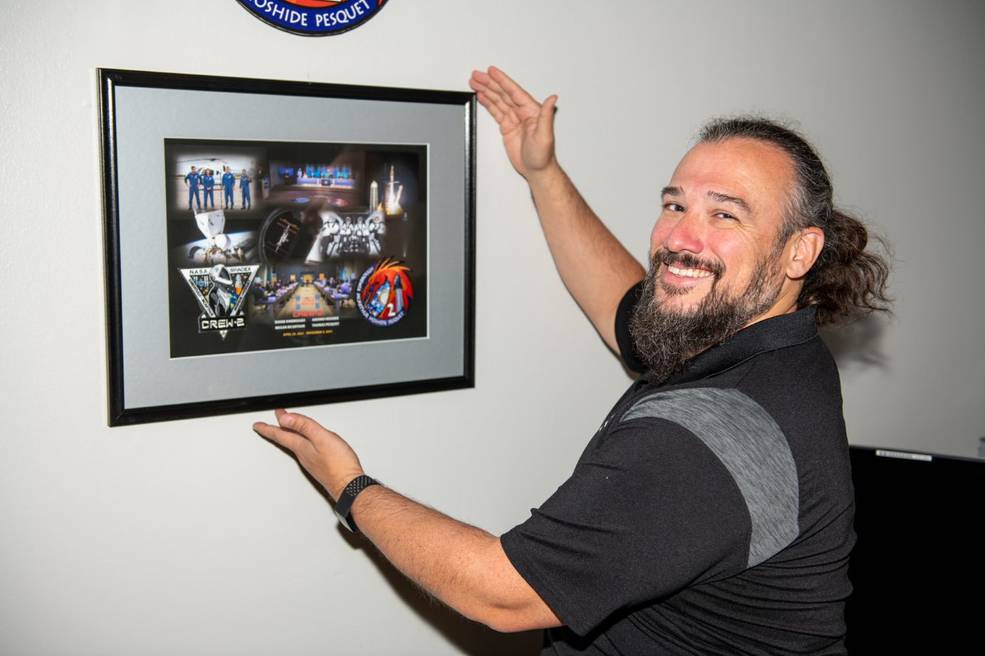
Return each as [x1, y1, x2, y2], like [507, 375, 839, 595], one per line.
[648, 137, 796, 323]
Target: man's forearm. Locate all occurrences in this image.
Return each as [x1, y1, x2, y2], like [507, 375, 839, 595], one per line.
[527, 163, 645, 352]
[351, 485, 558, 632]
[253, 400, 561, 631]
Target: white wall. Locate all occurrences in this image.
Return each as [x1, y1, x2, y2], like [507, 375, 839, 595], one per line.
[1, 1, 983, 654]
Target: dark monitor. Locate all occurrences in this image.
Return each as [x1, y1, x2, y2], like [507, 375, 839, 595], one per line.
[847, 445, 984, 653]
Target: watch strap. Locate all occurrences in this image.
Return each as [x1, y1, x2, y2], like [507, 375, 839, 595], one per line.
[334, 475, 379, 534]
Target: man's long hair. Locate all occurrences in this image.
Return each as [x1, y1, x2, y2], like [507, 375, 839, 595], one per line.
[699, 118, 891, 325]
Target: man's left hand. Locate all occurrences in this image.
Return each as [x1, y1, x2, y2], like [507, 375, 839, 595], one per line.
[253, 409, 365, 501]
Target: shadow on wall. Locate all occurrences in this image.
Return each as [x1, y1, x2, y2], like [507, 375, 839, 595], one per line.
[819, 313, 891, 370]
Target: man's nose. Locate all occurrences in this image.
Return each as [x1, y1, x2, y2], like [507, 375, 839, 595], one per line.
[663, 211, 705, 254]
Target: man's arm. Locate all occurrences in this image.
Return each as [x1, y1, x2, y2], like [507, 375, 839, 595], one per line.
[253, 410, 562, 634]
[469, 67, 645, 353]
[353, 485, 562, 633]
[525, 164, 646, 353]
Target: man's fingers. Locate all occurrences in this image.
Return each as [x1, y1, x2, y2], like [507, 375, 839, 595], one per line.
[472, 75, 518, 116]
[470, 69, 511, 104]
[487, 66, 539, 109]
[536, 94, 558, 140]
[253, 421, 304, 454]
[476, 92, 506, 123]
[474, 69, 527, 112]
[477, 67, 556, 133]
[476, 90, 523, 135]
[483, 91, 521, 129]
[275, 409, 323, 442]
[469, 69, 493, 91]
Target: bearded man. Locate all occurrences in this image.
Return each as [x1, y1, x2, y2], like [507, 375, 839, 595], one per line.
[254, 67, 889, 655]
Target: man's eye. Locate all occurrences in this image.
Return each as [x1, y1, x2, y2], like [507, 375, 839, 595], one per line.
[663, 203, 684, 212]
[714, 212, 737, 220]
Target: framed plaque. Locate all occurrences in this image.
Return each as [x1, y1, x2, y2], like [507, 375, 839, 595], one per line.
[99, 69, 475, 426]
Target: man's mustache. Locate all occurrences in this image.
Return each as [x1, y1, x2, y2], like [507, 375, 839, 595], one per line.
[653, 249, 725, 279]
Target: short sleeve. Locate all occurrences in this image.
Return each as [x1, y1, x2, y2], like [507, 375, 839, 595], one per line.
[500, 419, 752, 636]
[614, 281, 645, 374]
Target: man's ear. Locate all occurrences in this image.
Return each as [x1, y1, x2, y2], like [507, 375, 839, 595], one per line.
[786, 227, 824, 279]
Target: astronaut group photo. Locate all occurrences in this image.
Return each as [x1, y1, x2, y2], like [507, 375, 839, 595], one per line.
[164, 138, 428, 359]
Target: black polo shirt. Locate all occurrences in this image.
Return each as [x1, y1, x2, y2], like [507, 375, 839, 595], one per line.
[501, 282, 855, 655]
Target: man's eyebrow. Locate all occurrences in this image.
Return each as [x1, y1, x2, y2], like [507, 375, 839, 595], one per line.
[707, 190, 751, 213]
[661, 186, 683, 197]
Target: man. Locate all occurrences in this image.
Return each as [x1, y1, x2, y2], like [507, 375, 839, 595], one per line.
[222, 166, 236, 210]
[239, 169, 252, 210]
[254, 67, 889, 654]
[184, 165, 202, 211]
[202, 168, 216, 210]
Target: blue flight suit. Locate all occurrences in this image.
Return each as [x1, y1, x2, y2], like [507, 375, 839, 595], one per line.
[240, 173, 252, 209]
[203, 173, 215, 209]
[222, 171, 235, 208]
[185, 170, 202, 210]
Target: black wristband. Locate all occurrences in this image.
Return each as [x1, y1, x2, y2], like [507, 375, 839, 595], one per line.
[334, 475, 379, 534]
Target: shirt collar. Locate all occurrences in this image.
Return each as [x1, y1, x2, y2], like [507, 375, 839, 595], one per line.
[652, 306, 819, 385]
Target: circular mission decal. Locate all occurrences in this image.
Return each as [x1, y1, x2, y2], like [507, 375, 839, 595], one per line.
[356, 258, 413, 327]
[236, 0, 389, 37]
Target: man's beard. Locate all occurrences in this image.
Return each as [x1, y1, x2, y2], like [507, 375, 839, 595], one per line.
[628, 249, 783, 383]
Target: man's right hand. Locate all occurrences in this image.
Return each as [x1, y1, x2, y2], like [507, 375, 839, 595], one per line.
[469, 67, 559, 180]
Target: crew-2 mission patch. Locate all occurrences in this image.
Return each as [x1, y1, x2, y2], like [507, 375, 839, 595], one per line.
[179, 264, 260, 338]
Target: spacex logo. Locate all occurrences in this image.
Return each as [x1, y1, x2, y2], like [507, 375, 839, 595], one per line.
[236, 0, 389, 37]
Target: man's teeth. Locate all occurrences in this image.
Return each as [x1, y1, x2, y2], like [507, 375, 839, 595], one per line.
[667, 265, 713, 279]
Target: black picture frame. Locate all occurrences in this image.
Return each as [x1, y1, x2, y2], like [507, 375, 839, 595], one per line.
[99, 69, 475, 426]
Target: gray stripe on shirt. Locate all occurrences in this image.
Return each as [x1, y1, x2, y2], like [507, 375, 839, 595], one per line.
[620, 388, 799, 567]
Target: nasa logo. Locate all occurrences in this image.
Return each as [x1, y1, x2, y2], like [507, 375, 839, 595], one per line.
[356, 258, 413, 327]
[235, 0, 389, 37]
